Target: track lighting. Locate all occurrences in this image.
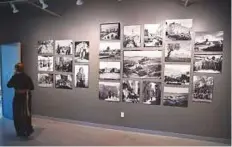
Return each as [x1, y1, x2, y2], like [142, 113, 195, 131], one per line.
[76, 0, 84, 6]
[39, 0, 48, 9]
[10, 3, 19, 13]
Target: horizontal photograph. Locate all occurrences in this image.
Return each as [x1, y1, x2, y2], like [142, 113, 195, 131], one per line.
[75, 65, 89, 88]
[100, 23, 120, 40]
[55, 40, 73, 55]
[55, 74, 73, 90]
[99, 61, 120, 80]
[144, 24, 164, 47]
[37, 40, 54, 55]
[55, 57, 73, 73]
[123, 25, 141, 48]
[142, 82, 161, 105]
[99, 81, 120, 102]
[122, 80, 140, 103]
[38, 73, 53, 88]
[74, 41, 89, 63]
[99, 42, 121, 61]
[38, 55, 53, 72]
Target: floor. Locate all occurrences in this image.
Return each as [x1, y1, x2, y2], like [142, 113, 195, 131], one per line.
[0, 117, 229, 146]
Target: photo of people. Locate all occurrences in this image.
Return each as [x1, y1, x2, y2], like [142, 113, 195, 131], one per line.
[122, 80, 140, 103]
[100, 23, 120, 40]
[55, 74, 73, 90]
[55, 40, 73, 55]
[123, 25, 141, 48]
[75, 65, 89, 88]
[144, 24, 163, 47]
[55, 57, 73, 73]
[99, 42, 121, 61]
[142, 82, 161, 105]
[74, 41, 89, 63]
[38, 55, 53, 72]
[99, 62, 120, 80]
[37, 40, 54, 55]
[99, 81, 120, 102]
[38, 73, 53, 88]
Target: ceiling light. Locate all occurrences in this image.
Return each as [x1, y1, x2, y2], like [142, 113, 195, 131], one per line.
[39, 0, 48, 9]
[76, 0, 84, 6]
[10, 3, 19, 13]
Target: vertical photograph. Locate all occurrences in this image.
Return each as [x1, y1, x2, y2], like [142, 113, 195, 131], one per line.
[55, 57, 73, 73]
[38, 55, 53, 72]
[55, 74, 73, 90]
[38, 73, 53, 88]
[142, 82, 161, 105]
[100, 23, 120, 40]
[99, 61, 121, 80]
[55, 40, 73, 55]
[99, 42, 121, 61]
[37, 40, 54, 55]
[122, 80, 140, 103]
[74, 65, 89, 88]
[99, 81, 120, 102]
[74, 41, 89, 63]
[123, 25, 141, 48]
[144, 24, 164, 47]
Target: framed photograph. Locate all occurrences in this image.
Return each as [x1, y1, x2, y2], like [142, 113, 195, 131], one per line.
[194, 31, 223, 52]
[163, 87, 189, 108]
[122, 80, 140, 103]
[123, 51, 162, 79]
[99, 81, 120, 102]
[144, 24, 164, 47]
[38, 55, 53, 72]
[55, 74, 73, 90]
[164, 64, 190, 86]
[74, 41, 89, 63]
[74, 65, 89, 88]
[193, 76, 214, 103]
[55, 56, 73, 73]
[99, 42, 121, 61]
[194, 54, 223, 73]
[123, 25, 141, 48]
[55, 40, 73, 55]
[37, 40, 54, 55]
[99, 61, 120, 80]
[142, 82, 161, 105]
[38, 73, 53, 88]
[100, 23, 120, 40]
[165, 42, 192, 62]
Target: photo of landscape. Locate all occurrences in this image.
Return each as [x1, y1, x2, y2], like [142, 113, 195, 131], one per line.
[99, 42, 121, 60]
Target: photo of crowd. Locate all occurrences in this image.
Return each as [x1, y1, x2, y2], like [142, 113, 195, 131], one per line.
[55, 57, 73, 73]
[38, 73, 53, 88]
[99, 62, 121, 80]
[99, 81, 120, 102]
[142, 82, 161, 105]
[55, 40, 73, 55]
[74, 41, 89, 63]
[123, 25, 141, 48]
[37, 40, 54, 55]
[75, 65, 89, 88]
[100, 23, 120, 40]
[122, 80, 140, 103]
[38, 55, 53, 72]
[99, 42, 121, 61]
[55, 74, 73, 90]
[144, 24, 163, 47]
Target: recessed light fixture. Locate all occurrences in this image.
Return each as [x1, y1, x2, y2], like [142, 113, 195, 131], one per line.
[76, 0, 84, 6]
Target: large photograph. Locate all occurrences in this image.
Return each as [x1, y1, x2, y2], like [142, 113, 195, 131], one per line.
[194, 31, 223, 52]
[123, 51, 162, 79]
[37, 40, 54, 54]
[99, 42, 121, 60]
[100, 23, 120, 40]
[55, 40, 73, 55]
[55, 74, 73, 89]
[75, 65, 89, 88]
[164, 64, 190, 85]
[38, 73, 53, 88]
[74, 41, 89, 63]
[123, 25, 141, 48]
[163, 87, 189, 107]
[193, 76, 214, 103]
[122, 80, 140, 103]
[142, 82, 161, 105]
[144, 24, 163, 47]
[55, 57, 73, 73]
[99, 81, 120, 102]
[38, 55, 53, 72]
[194, 54, 223, 73]
[99, 62, 120, 80]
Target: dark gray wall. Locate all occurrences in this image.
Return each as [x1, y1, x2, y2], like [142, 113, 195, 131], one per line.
[0, 0, 231, 139]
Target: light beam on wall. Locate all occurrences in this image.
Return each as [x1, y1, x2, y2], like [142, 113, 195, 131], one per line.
[10, 3, 19, 13]
[76, 0, 84, 6]
[39, 0, 48, 9]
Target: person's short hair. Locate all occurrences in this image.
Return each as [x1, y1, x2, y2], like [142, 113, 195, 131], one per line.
[15, 63, 24, 72]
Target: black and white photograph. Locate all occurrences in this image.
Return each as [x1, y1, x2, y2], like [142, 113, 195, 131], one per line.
[99, 81, 120, 102]
[55, 40, 73, 55]
[38, 73, 53, 88]
[75, 65, 89, 88]
[55, 74, 73, 90]
[123, 25, 141, 48]
[166, 19, 192, 41]
[193, 76, 214, 103]
[164, 64, 190, 85]
[99, 62, 120, 80]
[144, 24, 163, 47]
[99, 42, 121, 60]
[38, 55, 53, 72]
[142, 82, 161, 105]
[123, 51, 162, 79]
[122, 80, 140, 103]
[194, 54, 223, 73]
[37, 40, 54, 55]
[100, 23, 120, 40]
[194, 31, 223, 52]
[55, 57, 73, 73]
[165, 42, 192, 62]
[74, 41, 89, 63]
[163, 87, 189, 107]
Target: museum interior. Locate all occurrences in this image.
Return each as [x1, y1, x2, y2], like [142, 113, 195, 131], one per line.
[0, 0, 231, 146]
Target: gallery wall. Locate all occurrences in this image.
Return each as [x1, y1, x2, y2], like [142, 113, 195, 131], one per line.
[0, 0, 231, 139]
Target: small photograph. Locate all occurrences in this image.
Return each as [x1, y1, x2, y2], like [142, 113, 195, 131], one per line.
[144, 24, 164, 47]
[99, 62, 120, 80]
[55, 57, 73, 73]
[100, 23, 120, 40]
[99, 42, 121, 60]
[166, 19, 192, 41]
[55, 74, 73, 90]
[163, 87, 189, 107]
[75, 65, 89, 88]
[74, 41, 89, 63]
[165, 42, 192, 62]
[123, 51, 162, 79]
[99, 81, 120, 102]
[55, 40, 73, 55]
[38, 55, 53, 72]
[193, 76, 214, 103]
[194, 31, 223, 52]
[164, 64, 190, 86]
[38, 73, 53, 88]
[37, 40, 54, 54]
[194, 54, 223, 73]
[142, 82, 161, 105]
[122, 80, 140, 103]
[123, 25, 141, 48]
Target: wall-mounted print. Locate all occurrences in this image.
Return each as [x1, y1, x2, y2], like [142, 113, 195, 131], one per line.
[165, 42, 192, 62]
[38, 55, 53, 72]
[55, 40, 73, 55]
[166, 19, 192, 41]
[99, 42, 121, 61]
[122, 80, 140, 103]
[142, 82, 161, 105]
[55, 57, 73, 73]
[100, 23, 120, 40]
[123, 25, 141, 48]
[37, 40, 54, 55]
[38, 73, 53, 88]
[163, 87, 189, 107]
[55, 74, 73, 90]
[193, 76, 214, 103]
[194, 31, 223, 52]
[74, 41, 89, 63]
[144, 24, 163, 47]
[99, 61, 120, 80]
[123, 51, 162, 79]
[75, 65, 89, 88]
[99, 81, 120, 102]
[194, 54, 223, 73]
[164, 64, 190, 86]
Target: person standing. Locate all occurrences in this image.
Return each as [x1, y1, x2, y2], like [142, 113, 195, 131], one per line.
[76, 67, 86, 88]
